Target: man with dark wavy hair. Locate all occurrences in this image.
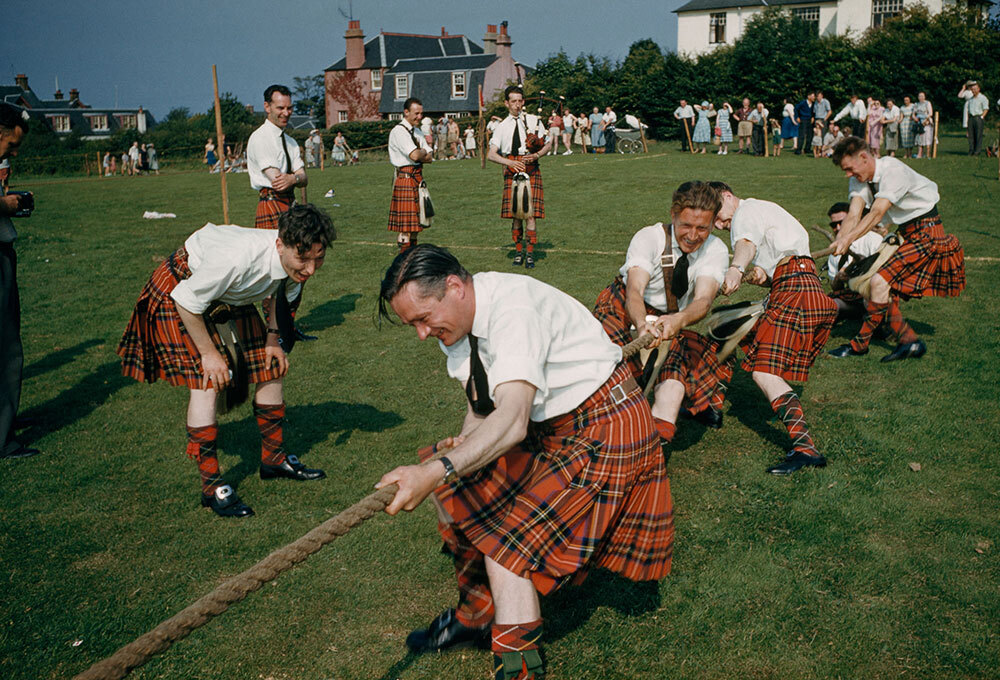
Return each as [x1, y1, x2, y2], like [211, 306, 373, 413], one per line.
[116, 205, 335, 517]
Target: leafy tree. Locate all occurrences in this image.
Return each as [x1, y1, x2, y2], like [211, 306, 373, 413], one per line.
[165, 107, 190, 123]
[293, 75, 325, 115]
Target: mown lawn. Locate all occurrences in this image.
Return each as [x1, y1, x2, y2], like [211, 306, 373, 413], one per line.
[2, 133, 998, 679]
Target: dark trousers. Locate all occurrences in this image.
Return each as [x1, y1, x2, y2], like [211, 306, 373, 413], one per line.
[605, 127, 617, 153]
[751, 124, 765, 156]
[1, 243, 23, 456]
[968, 116, 984, 155]
[796, 118, 813, 154]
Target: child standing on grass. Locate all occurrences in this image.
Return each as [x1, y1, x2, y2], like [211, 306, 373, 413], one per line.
[812, 122, 824, 158]
[771, 118, 782, 156]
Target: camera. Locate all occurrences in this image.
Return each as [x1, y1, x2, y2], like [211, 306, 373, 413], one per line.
[9, 191, 33, 217]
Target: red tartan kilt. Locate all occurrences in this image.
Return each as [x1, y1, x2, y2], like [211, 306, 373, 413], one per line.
[387, 165, 423, 233]
[255, 188, 294, 229]
[829, 287, 864, 305]
[501, 156, 544, 219]
[424, 362, 672, 595]
[116, 248, 280, 389]
[740, 257, 838, 383]
[879, 214, 965, 300]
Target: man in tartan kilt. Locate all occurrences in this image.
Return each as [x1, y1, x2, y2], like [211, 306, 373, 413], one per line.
[487, 85, 551, 269]
[116, 205, 334, 517]
[711, 182, 838, 475]
[593, 181, 732, 456]
[828, 136, 965, 362]
[248, 85, 308, 230]
[387, 97, 434, 253]
[376, 245, 673, 680]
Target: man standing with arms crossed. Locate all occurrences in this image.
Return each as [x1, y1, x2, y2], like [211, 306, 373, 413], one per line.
[387, 97, 434, 253]
[488, 86, 551, 269]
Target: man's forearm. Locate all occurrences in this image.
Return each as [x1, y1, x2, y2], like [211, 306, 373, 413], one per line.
[441, 385, 533, 477]
[175, 305, 217, 356]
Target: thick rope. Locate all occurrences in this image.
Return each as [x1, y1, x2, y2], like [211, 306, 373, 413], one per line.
[73, 333, 653, 680]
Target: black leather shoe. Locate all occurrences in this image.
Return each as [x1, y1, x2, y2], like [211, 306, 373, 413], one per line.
[767, 450, 827, 475]
[406, 608, 489, 654]
[201, 485, 254, 518]
[294, 325, 318, 341]
[881, 339, 926, 363]
[525, 254, 535, 269]
[512, 253, 524, 267]
[828, 343, 868, 358]
[259, 454, 326, 481]
[679, 406, 723, 429]
[1, 444, 40, 459]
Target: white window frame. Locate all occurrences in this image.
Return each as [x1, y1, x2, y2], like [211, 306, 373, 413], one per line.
[872, 0, 903, 27]
[86, 113, 109, 131]
[388, 113, 403, 121]
[50, 114, 71, 132]
[451, 71, 467, 99]
[792, 7, 821, 34]
[371, 70, 382, 91]
[338, 110, 348, 123]
[709, 13, 727, 45]
[117, 114, 137, 129]
[394, 75, 408, 100]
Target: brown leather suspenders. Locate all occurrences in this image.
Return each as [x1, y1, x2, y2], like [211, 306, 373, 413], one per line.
[660, 222, 680, 314]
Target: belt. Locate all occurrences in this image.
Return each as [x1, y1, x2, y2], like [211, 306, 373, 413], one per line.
[900, 205, 939, 229]
[609, 377, 639, 406]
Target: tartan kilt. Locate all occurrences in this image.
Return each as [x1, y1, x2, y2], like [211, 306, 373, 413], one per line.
[116, 247, 279, 389]
[255, 188, 294, 229]
[879, 212, 965, 300]
[424, 362, 673, 595]
[387, 165, 423, 233]
[501, 156, 544, 219]
[740, 257, 838, 383]
[829, 287, 864, 306]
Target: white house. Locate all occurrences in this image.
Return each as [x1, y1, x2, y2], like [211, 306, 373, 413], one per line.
[673, 0, 992, 56]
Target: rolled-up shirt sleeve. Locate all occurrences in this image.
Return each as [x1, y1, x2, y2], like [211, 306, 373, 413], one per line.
[621, 228, 659, 278]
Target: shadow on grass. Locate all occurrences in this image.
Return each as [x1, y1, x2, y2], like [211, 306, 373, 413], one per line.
[545, 569, 660, 642]
[725, 371, 792, 454]
[296, 293, 362, 332]
[23, 338, 103, 380]
[375, 650, 421, 680]
[18, 360, 131, 447]
[218, 400, 403, 490]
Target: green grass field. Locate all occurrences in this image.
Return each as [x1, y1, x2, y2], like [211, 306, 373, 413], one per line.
[3, 134, 999, 680]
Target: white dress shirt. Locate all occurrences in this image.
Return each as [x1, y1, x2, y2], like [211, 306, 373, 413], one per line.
[674, 105, 694, 119]
[730, 198, 810, 279]
[827, 231, 885, 280]
[170, 223, 300, 314]
[247, 119, 304, 191]
[603, 110, 617, 126]
[884, 105, 901, 124]
[620, 223, 729, 312]
[848, 156, 940, 225]
[834, 100, 867, 122]
[440, 272, 621, 422]
[388, 119, 432, 168]
[490, 115, 530, 155]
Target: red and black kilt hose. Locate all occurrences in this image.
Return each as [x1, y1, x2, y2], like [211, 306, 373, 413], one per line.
[879, 211, 965, 300]
[501, 156, 544, 219]
[740, 256, 838, 383]
[387, 165, 424, 234]
[421, 362, 673, 595]
[116, 247, 280, 389]
[255, 187, 294, 230]
[593, 276, 731, 414]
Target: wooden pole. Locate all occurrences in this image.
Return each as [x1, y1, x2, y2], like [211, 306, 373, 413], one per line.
[211, 65, 230, 224]
[683, 117, 694, 153]
[478, 85, 486, 170]
[932, 111, 939, 159]
[320, 132, 325, 171]
[97, 152, 102, 178]
[639, 119, 649, 153]
[764, 120, 769, 158]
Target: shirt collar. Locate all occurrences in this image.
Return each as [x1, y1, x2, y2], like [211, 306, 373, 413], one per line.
[264, 118, 285, 138]
[270, 242, 288, 281]
[872, 157, 886, 185]
[401, 119, 414, 131]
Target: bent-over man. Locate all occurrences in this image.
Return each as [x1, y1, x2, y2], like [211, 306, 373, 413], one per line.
[387, 97, 434, 253]
[824, 201, 884, 319]
[376, 245, 673, 680]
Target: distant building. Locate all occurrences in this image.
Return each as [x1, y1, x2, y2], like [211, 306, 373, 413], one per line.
[323, 21, 528, 125]
[0, 74, 154, 139]
[673, 0, 993, 56]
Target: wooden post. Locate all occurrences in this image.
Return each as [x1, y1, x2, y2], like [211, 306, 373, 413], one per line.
[682, 117, 694, 154]
[97, 152, 102, 178]
[320, 132, 325, 171]
[639, 119, 648, 153]
[478, 85, 486, 170]
[211, 65, 230, 224]
[300, 186, 307, 205]
[764, 121, 769, 157]
[932, 111, 939, 159]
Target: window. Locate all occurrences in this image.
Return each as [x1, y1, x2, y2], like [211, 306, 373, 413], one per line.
[395, 75, 408, 99]
[86, 114, 109, 131]
[117, 114, 137, 129]
[51, 115, 71, 132]
[338, 110, 348, 123]
[371, 70, 382, 91]
[709, 13, 726, 44]
[792, 7, 821, 33]
[451, 71, 466, 98]
[388, 113, 403, 121]
[872, 0, 903, 27]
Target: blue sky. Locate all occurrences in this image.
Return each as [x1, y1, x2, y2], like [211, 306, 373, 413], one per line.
[2, 0, 684, 119]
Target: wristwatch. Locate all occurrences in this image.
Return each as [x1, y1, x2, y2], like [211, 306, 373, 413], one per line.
[730, 264, 746, 274]
[439, 456, 458, 484]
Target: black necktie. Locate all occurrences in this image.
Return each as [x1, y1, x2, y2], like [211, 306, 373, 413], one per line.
[671, 251, 690, 300]
[511, 117, 521, 155]
[465, 335, 495, 417]
[274, 278, 296, 354]
[279, 131, 292, 174]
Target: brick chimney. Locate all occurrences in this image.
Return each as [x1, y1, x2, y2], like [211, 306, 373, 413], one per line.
[69, 88, 80, 104]
[15, 74, 29, 91]
[345, 20, 365, 70]
[495, 22, 512, 60]
[483, 25, 497, 55]
[441, 27, 447, 36]
[54, 89, 64, 100]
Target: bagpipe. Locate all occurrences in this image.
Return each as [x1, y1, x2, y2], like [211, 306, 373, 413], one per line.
[418, 180, 434, 228]
[844, 232, 905, 298]
[524, 89, 565, 154]
[511, 172, 533, 220]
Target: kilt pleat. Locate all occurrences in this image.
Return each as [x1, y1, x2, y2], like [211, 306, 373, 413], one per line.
[387, 165, 423, 233]
[501, 156, 544, 219]
[740, 257, 838, 383]
[427, 362, 673, 595]
[116, 248, 279, 389]
[881, 213, 965, 300]
[255, 188, 294, 229]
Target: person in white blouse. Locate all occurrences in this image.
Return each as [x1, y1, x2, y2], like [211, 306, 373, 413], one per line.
[116, 206, 335, 517]
[712, 181, 838, 475]
[374, 244, 673, 679]
[593, 181, 731, 453]
[247, 85, 308, 230]
[829, 136, 966, 362]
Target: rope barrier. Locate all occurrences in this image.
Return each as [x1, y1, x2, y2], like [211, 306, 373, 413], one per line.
[72, 332, 653, 680]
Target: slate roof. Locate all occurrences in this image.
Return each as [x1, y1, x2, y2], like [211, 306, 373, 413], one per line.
[388, 54, 498, 73]
[2, 81, 155, 137]
[379, 70, 488, 115]
[325, 32, 483, 71]
[674, 0, 834, 11]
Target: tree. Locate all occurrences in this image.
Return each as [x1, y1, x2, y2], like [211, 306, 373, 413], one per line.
[293, 75, 325, 115]
[325, 72, 380, 121]
[166, 107, 190, 123]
